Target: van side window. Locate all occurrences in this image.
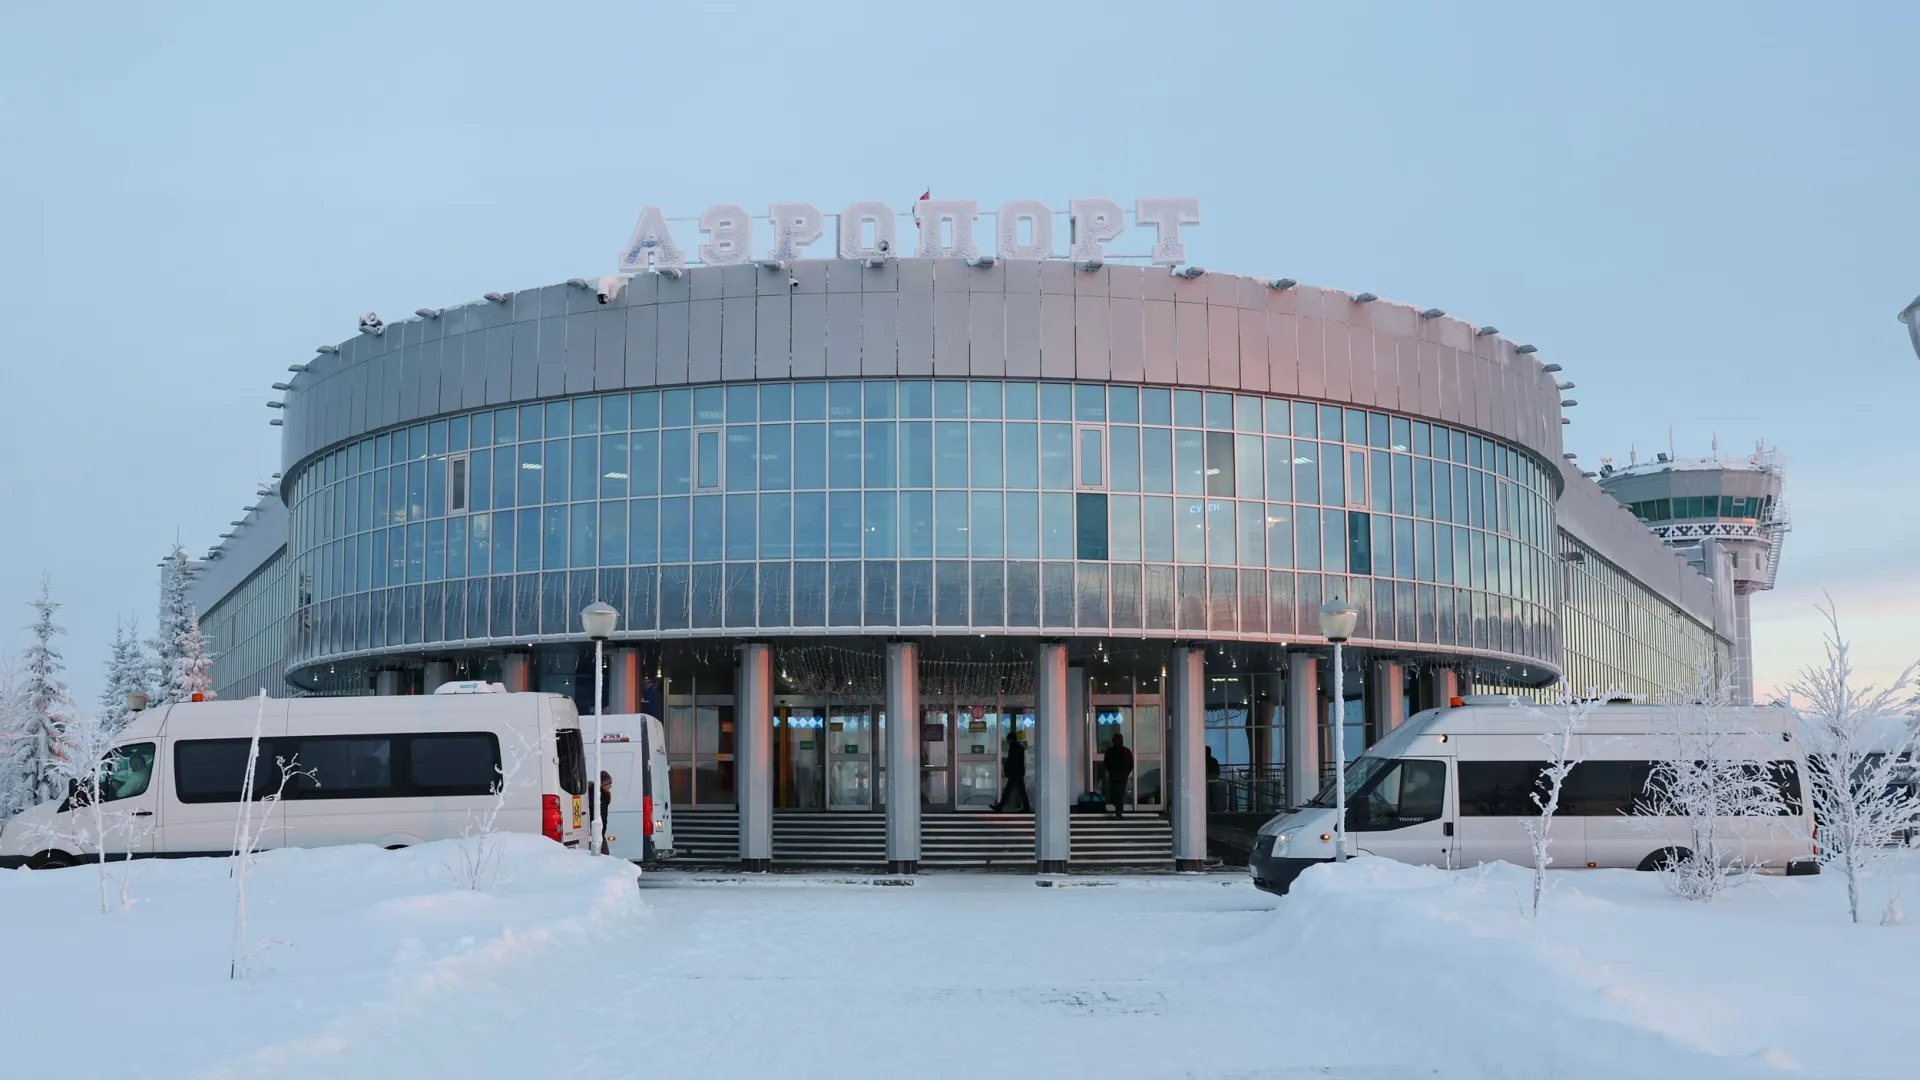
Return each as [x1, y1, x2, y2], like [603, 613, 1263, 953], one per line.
[286, 737, 395, 799]
[174, 740, 274, 803]
[1349, 759, 1447, 831]
[1457, 760, 1547, 817]
[1465, 759, 1804, 817]
[410, 733, 502, 797]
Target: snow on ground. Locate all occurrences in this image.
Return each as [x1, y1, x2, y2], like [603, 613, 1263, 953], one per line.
[2, 844, 1916, 1079]
[0, 837, 641, 1079]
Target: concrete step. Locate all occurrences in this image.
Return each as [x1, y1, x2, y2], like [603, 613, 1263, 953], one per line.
[669, 809, 1172, 869]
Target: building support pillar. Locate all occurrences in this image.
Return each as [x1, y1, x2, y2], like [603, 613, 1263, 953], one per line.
[735, 643, 773, 872]
[607, 648, 641, 715]
[1169, 645, 1207, 872]
[374, 669, 403, 696]
[422, 661, 451, 695]
[1416, 668, 1460, 712]
[1286, 652, 1321, 809]
[1368, 660, 1406, 738]
[1033, 643, 1070, 873]
[497, 653, 530, 693]
[885, 642, 921, 874]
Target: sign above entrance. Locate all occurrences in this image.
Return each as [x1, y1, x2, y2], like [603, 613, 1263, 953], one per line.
[618, 197, 1202, 274]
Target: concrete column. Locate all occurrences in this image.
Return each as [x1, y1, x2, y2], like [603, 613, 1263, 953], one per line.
[1368, 660, 1406, 738]
[1169, 645, 1207, 871]
[497, 653, 530, 693]
[885, 642, 921, 873]
[1066, 665, 1088, 799]
[735, 643, 774, 872]
[422, 661, 452, 695]
[607, 648, 641, 715]
[1033, 643, 1070, 873]
[1286, 652, 1321, 808]
[374, 669, 403, 696]
[1733, 592, 1755, 706]
[1417, 668, 1460, 712]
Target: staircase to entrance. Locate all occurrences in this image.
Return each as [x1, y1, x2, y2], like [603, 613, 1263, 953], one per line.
[671, 810, 1173, 871]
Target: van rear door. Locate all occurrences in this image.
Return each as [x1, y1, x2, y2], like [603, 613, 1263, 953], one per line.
[555, 726, 591, 847]
[647, 717, 674, 857]
[598, 745, 644, 861]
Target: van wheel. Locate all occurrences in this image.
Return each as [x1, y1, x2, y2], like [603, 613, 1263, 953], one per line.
[27, 851, 75, 870]
[1637, 847, 1689, 872]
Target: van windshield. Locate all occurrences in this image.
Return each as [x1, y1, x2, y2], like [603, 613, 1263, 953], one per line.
[1306, 755, 1390, 809]
[556, 729, 587, 796]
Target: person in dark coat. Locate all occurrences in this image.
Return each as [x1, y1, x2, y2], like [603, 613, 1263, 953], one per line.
[1103, 733, 1134, 819]
[990, 729, 1031, 812]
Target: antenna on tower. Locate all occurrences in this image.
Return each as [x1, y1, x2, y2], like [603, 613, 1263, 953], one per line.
[1630, 443, 1637, 465]
[1668, 426, 1676, 463]
[1712, 431, 1719, 456]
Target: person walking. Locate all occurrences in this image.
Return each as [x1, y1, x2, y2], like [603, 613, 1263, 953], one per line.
[1102, 732, 1134, 819]
[989, 728, 1031, 812]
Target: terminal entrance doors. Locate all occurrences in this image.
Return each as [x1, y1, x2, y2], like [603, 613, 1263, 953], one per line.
[773, 703, 878, 811]
[1089, 698, 1164, 810]
[825, 708, 875, 809]
[922, 701, 1033, 811]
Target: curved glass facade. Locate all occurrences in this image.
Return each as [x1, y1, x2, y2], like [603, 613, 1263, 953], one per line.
[283, 380, 1562, 681]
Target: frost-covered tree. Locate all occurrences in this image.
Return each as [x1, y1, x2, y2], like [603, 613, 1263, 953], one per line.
[1787, 605, 1920, 924]
[1637, 670, 1789, 901]
[231, 691, 309, 979]
[1520, 687, 1603, 916]
[150, 545, 193, 704]
[175, 614, 216, 702]
[0, 658, 37, 819]
[99, 618, 155, 729]
[9, 576, 73, 810]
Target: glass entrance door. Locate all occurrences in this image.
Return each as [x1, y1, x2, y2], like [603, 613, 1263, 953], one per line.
[919, 707, 951, 808]
[826, 709, 874, 809]
[954, 705, 999, 811]
[1090, 698, 1164, 810]
[776, 707, 825, 809]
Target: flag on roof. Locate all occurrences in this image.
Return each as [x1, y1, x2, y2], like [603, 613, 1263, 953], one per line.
[918, 189, 930, 201]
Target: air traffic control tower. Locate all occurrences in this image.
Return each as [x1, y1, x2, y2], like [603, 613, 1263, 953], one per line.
[1595, 445, 1788, 704]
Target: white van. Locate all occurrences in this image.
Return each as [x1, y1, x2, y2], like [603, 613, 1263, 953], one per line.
[590, 713, 675, 863]
[1250, 696, 1819, 895]
[0, 684, 593, 869]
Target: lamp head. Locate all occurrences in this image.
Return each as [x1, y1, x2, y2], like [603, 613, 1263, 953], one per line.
[580, 601, 619, 641]
[1317, 600, 1360, 643]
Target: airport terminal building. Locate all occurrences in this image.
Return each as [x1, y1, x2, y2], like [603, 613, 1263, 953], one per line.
[188, 201, 1751, 870]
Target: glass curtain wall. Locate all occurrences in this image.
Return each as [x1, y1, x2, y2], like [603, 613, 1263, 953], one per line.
[283, 382, 1564, 676]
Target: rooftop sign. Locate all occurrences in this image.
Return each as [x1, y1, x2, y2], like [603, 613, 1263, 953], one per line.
[618, 197, 1200, 275]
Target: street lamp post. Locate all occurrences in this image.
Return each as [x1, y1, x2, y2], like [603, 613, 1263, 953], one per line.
[580, 601, 620, 855]
[1317, 599, 1360, 863]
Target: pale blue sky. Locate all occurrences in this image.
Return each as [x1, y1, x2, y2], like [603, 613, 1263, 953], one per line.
[3, 1, 1915, 703]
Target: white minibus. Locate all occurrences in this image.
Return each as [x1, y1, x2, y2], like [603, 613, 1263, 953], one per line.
[1250, 696, 1819, 895]
[591, 713, 675, 863]
[0, 684, 592, 869]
